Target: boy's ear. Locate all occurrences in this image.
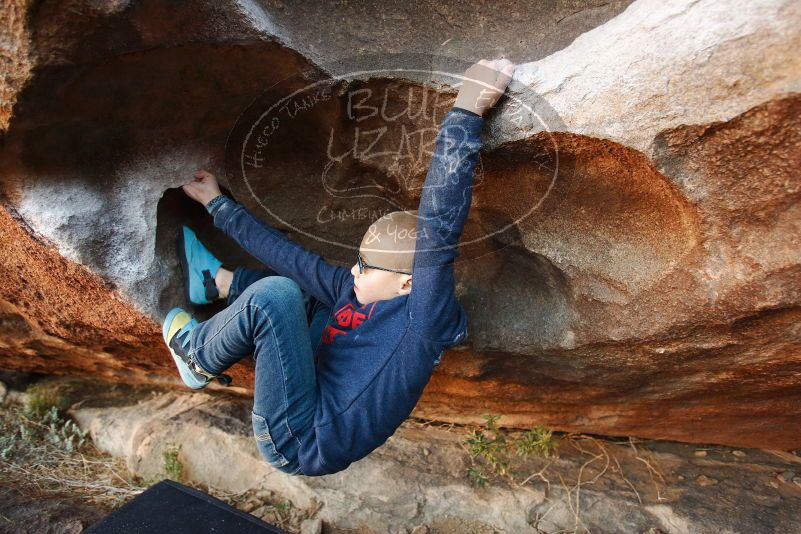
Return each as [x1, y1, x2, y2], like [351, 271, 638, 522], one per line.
[398, 274, 412, 295]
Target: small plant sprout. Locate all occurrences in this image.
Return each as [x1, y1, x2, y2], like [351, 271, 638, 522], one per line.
[41, 406, 87, 452]
[24, 383, 65, 419]
[516, 424, 559, 458]
[467, 467, 490, 487]
[163, 445, 184, 482]
[465, 413, 510, 478]
[463, 413, 559, 487]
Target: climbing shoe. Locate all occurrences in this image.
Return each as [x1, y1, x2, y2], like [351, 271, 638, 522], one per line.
[177, 225, 223, 305]
[163, 307, 232, 389]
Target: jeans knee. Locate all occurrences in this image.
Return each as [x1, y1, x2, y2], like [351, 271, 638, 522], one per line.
[244, 276, 302, 306]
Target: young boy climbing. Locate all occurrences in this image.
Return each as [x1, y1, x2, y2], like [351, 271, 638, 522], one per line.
[163, 58, 517, 476]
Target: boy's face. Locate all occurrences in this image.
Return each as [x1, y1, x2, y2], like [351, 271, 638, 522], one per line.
[350, 248, 412, 306]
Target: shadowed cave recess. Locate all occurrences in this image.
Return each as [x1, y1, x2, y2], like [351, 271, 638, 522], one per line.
[0, 0, 799, 452]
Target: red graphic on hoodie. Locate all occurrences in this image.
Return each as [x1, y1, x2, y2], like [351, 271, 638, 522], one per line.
[322, 302, 376, 344]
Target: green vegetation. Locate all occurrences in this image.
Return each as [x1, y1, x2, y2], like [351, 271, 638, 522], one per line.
[0, 383, 142, 508]
[4, 382, 89, 454]
[467, 466, 490, 487]
[162, 445, 184, 482]
[464, 413, 559, 487]
[516, 424, 558, 458]
[465, 414, 511, 477]
[23, 382, 71, 419]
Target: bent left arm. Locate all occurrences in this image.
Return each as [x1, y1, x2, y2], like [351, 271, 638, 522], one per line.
[208, 196, 351, 309]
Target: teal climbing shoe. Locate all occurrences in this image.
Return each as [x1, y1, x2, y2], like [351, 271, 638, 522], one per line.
[177, 225, 223, 305]
[162, 307, 232, 389]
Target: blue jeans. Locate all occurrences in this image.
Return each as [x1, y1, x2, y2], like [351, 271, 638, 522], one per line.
[187, 267, 331, 474]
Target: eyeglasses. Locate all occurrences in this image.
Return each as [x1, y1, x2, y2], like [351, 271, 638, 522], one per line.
[357, 253, 412, 276]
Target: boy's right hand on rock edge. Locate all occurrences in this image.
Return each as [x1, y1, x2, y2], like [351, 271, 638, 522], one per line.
[182, 169, 222, 207]
[454, 58, 516, 117]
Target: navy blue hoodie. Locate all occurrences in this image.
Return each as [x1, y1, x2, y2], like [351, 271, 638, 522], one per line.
[208, 107, 484, 475]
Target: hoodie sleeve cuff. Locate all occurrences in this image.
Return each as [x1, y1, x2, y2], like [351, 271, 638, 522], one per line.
[446, 107, 485, 138]
[205, 194, 232, 216]
[450, 106, 482, 118]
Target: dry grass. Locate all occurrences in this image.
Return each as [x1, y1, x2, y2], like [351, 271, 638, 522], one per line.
[0, 388, 319, 533]
[0, 399, 148, 509]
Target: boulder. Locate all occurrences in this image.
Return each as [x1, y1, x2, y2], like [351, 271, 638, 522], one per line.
[0, 0, 799, 449]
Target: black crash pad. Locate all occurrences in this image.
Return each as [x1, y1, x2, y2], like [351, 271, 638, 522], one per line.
[84, 480, 289, 534]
